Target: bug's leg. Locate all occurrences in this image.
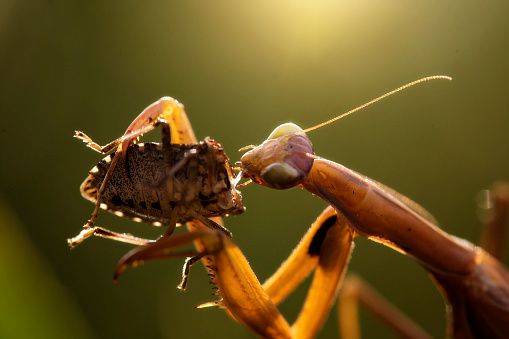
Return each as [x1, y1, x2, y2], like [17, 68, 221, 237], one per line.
[68, 225, 152, 248]
[183, 218, 227, 288]
[175, 217, 232, 291]
[145, 138, 198, 189]
[75, 96, 197, 154]
[480, 182, 509, 260]
[338, 274, 432, 339]
[113, 230, 209, 282]
[131, 115, 232, 238]
[177, 255, 206, 290]
[74, 131, 124, 154]
[191, 213, 232, 238]
[69, 199, 182, 249]
[70, 150, 123, 247]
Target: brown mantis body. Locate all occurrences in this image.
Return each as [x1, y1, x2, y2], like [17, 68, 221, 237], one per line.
[70, 77, 509, 338]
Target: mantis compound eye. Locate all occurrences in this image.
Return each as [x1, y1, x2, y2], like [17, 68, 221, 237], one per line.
[260, 162, 301, 189]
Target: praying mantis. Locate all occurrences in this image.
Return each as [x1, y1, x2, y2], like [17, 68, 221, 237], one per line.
[69, 76, 509, 338]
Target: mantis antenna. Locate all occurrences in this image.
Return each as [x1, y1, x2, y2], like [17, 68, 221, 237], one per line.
[297, 75, 452, 135]
[235, 75, 452, 187]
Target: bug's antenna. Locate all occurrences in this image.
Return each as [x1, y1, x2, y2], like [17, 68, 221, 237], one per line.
[297, 75, 452, 135]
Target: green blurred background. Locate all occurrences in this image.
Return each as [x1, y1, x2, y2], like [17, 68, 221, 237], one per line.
[1, 1, 508, 338]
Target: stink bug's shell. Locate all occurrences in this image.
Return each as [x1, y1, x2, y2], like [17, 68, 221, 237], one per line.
[80, 139, 245, 227]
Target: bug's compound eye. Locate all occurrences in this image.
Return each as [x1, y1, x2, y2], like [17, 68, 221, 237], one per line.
[267, 123, 303, 140]
[260, 162, 303, 189]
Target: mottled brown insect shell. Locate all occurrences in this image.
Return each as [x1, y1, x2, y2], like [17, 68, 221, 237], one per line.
[81, 139, 245, 226]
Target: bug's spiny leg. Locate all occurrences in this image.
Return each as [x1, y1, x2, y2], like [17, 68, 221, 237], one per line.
[68, 150, 123, 249]
[74, 123, 160, 243]
[117, 220, 293, 338]
[114, 229, 217, 282]
[159, 206, 181, 239]
[75, 104, 171, 156]
[74, 118, 164, 241]
[178, 254, 207, 290]
[338, 274, 432, 339]
[236, 179, 252, 188]
[67, 226, 96, 247]
[74, 123, 155, 155]
[144, 151, 197, 190]
[83, 149, 122, 231]
[191, 213, 232, 238]
[74, 131, 121, 154]
[67, 225, 152, 248]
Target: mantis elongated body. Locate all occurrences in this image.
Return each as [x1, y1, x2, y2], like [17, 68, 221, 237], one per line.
[73, 76, 509, 338]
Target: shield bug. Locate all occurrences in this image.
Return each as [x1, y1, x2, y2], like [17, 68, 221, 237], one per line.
[68, 97, 245, 249]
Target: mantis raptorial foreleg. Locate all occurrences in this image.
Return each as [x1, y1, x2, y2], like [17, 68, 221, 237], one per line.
[113, 206, 354, 339]
[480, 182, 509, 260]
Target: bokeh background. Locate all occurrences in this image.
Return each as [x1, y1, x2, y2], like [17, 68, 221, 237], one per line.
[1, 1, 508, 338]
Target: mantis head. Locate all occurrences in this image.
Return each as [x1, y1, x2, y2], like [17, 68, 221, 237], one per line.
[239, 123, 314, 190]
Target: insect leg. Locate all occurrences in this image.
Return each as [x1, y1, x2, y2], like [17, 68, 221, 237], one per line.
[74, 131, 122, 154]
[113, 230, 211, 282]
[77, 97, 197, 153]
[114, 228, 292, 338]
[119, 97, 197, 151]
[262, 206, 335, 304]
[241, 206, 354, 338]
[145, 147, 198, 189]
[338, 274, 432, 339]
[480, 182, 509, 260]
[177, 255, 207, 290]
[81, 151, 122, 232]
[67, 225, 152, 248]
[289, 208, 354, 338]
[73, 123, 156, 154]
[190, 213, 232, 238]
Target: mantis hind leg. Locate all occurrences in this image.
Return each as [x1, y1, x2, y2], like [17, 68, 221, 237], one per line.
[337, 274, 432, 339]
[479, 182, 509, 260]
